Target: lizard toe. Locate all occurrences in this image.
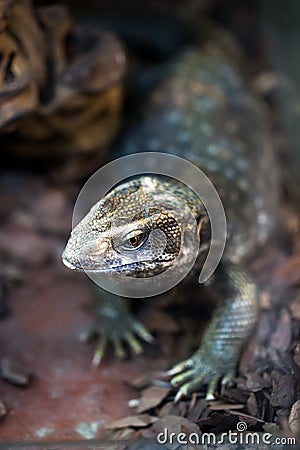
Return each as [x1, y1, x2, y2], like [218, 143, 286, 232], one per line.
[206, 373, 220, 400]
[79, 327, 97, 343]
[124, 331, 144, 355]
[132, 321, 155, 344]
[167, 349, 237, 402]
[174, 377, 205, 403]
[112, 337, 127, 359]
[92, 335, 108, 367]
[166, 358, 194, 377]
[220, 369, 236, 394]
[170, 369, 198, 387]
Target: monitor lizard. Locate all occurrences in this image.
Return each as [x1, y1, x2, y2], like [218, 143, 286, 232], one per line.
[62, 38, 279, 402]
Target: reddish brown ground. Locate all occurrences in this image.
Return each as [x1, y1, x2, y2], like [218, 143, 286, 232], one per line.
[0, 269, 143, 442]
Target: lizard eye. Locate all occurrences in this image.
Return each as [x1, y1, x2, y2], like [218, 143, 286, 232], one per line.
[123, 230, 147, 250]
[130, 234, 143, 247]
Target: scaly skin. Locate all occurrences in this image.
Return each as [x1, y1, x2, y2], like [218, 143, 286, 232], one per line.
[62, 41, 279, 400]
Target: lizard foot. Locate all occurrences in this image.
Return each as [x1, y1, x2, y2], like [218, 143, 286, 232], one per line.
[166, 352, 236, 402]
[81, 311, 154, 367]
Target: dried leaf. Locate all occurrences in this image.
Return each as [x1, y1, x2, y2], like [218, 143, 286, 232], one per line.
[270, 374, 296, 409]
[151, 414, 200, 436]
[198, 412, 237, 432]
[247, 392, 258, 417]
[226, 409, 264, 424]
[274, 255, 300, 287]
[222, 388, 249, 404]
[128, 373, 151, 390]
[106, 414, 158, 430]
[136, 386, 170, 414]
[187, 398, 208, 422]
[158, 401, 173, 418]
[289, 400, 300, 437]
[246, 373, 270, 392]
[208, 401, 244, 411]
[293, 343, 300, 368]
[110, 427, 140, 442]
[270, 309, 292, 352]
[290, 295, 300, 319]
[263, 422, 282, 434]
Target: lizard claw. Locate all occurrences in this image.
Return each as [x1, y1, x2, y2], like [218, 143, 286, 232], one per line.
[112, 336, 127, 360]
[124, 331, 143, 355]
[83, 311, 154, 365]
[132, 321, 154, 344]
[91, 335, 108, 367]
[174, 389, 185, 404]
[165, 358, 194, 376]
[168, 351, 236, 402]
[171, 369, 202, 388]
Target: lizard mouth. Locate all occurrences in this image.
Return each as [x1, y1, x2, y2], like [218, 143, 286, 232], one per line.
[62, 257, 168, 277]
[62, 258, 81, 271]
[62, 256, 141, 274]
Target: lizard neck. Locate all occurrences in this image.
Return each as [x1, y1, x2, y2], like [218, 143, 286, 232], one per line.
[144, 174, 211, 257]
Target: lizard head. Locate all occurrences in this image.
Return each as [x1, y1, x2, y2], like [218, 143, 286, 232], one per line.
[62, 175, 203, 278]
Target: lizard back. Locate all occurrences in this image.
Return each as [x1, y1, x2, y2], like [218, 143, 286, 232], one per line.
[119, 44, 279, 263]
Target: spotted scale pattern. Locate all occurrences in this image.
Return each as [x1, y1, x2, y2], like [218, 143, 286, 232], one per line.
[119, 45, 279, 262]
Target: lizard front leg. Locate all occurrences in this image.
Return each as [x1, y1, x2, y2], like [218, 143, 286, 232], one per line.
[82, 286, 154, 366]
[167, 262, 259, 402]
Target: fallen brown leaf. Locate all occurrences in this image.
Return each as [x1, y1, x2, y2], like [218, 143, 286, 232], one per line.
[247, 393, 258, 417]
[106, 414, 158, 430]
[135, 386, 171, 414]
[289, 400, 300, 437]
[208, 401, 244, 411]
[270, 309, 292, 352]
[271, 374, 296, 410]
